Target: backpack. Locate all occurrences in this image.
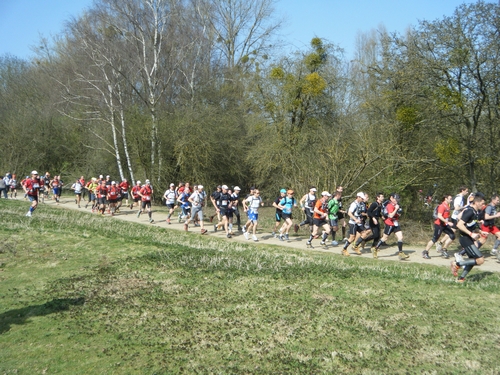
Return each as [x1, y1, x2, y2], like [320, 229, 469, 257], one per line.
[381, 200, 390, 219]
[432, 205, 440, 220]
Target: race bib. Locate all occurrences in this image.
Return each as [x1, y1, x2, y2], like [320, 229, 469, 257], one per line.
[393, 220, 399, 227]
[144, 195, 151, 201]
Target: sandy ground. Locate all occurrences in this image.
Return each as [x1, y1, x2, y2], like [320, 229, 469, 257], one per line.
[36, 195, 500, 274]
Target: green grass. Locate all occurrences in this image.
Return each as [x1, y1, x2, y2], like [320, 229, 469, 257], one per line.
[1, 199, 500, 374]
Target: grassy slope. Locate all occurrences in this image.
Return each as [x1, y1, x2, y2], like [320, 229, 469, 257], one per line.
[1, 199, 500, 374]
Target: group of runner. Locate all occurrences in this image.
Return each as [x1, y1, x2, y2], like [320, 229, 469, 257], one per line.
[10, 170, 500, 282]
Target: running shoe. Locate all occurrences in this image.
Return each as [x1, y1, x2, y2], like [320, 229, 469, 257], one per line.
[353, 246, 362, 255]
[201, 229, 208, 235]
[278, 233, 284, 241]
[491, 248, 499, 255]
[455, 278, 465, 283]
[422, 251, 431, 259]
[450, 261, 459, 277]
[320, 241, 326, 245]
[25, 211, 32, 217]
[242, 226, 246, 233]
[244, 232, 249, 240]
[271, 232, 276, 237]
[137, 211, 141, 218]
[342, 249, 350, 257]
[441, 250, 450, 259]
[285, 234, 289, 241]
[252, 235, 258, 242]
[436, 242, 443, 253]
[454, 252, 464, 263]
[331, 240, 339, 246]
[213, 224, 218, 232]
[294, 224, 299, 233]
[371, 247, 378, 259]
[398, 251, 410, 260]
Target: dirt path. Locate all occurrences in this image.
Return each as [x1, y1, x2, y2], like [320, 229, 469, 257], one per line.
[42, 196, 500, 274]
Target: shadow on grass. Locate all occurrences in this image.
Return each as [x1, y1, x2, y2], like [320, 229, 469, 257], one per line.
[468, 271, 494, 282]
[0, 297, 84, 334]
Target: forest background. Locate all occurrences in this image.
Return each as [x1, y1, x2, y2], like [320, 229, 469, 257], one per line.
[1, 0, 499, 217]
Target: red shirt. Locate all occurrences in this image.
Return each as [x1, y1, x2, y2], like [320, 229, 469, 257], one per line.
[140, 185, 153, 202]
[131, 185, 141, 198]
[119, 181, 129, 193]
[107, 185, 121, 200]
[96, 185, 108, 199]
[434, 202, 450, 226]
[25, 178, 41, 196]
[384, 202, 400, 226]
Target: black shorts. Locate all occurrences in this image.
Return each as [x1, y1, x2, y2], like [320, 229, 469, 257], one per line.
[459, 235, 483, 259]
[98, 197, 107, 205]
[108, 199, 117, 204]
[313, 218, 328, 227]
[275, 211, 283, 222]
[166, 203, 176, 209]
[141, 201, 152, 209]
[348, 223, 364, 236]
[383, 225, 401, 236]
[133, 196, 141, 203]
[282, 213, 293, 220]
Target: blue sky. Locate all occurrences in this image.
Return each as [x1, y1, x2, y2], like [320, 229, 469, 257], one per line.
[0, 0, 477, 60]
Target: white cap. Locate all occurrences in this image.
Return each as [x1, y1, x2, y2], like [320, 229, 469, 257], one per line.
[234, 186, 241, 191]
[31, 170, 38, 175]
[310, 187, 317, 192]
[99, 175, 103, 178]
[221, 185, 228, 189]
[106, 175, 110, 178]
[145, 179, 150, 184]
[170, 183, 175, 186]
[111, 181, 116, 184]
[356, 192, 366, 199]
[198, 185, 204, 190]
[137, 180, 141, 185]
[321, 191, 331, 197]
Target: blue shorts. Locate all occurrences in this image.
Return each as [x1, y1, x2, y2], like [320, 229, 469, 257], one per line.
[28, 195, 38, 203]
[248, 211, 258, 222]
[53, 188, 61, 196]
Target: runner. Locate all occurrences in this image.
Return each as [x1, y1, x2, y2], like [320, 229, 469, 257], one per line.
[373, 193, 410, 260]
[50, 175, 62, 204]
[137, 179, 154, 223]
[70, 178, 83, 208]
[297, 187, 317, 233]
[184, 185, 208, 234]
[450, 194, 487, 282]
[277, 190, 298, 241]
[85, 177, 98, 211]
[306, 191, 331, 248]
[242, 188, 264, 241]
[335, 186, 348, 241]
[107, 181, 121, 215]
[481, 194, 500, 257]
[231, 186, 242, 231]
[327, 190, 342, 246]
[422, 194, 455, 259]
[177, 187, 191, 223]
[8, 174, 17, 199]
[341, 192, 366, 256]
[209, 185, 222, 223]
[95, 180, 108, 215]
[23, 171, 41, 217]
[116, 178, 130, 212]
[130, 181, 142, 210]
[163, 183, 178, 224]
[214, 185, 233, 238]
[363, 192, 384, 258]
[272, 189, 287, 237]
[41, 172, 51, 202]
